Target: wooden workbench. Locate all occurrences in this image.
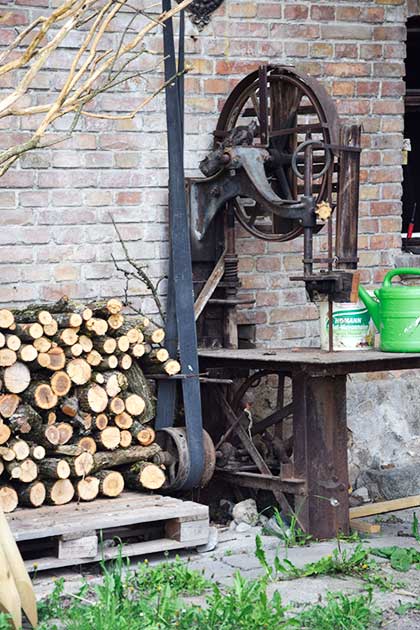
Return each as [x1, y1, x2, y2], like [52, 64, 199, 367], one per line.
[199, 348, 420, 538]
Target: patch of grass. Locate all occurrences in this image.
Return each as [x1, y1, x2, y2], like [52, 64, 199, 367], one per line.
[134, 555, 211, 595]
[294, 590, 381, 630]
[263, 508, 312, 549]
[256, 536, 374, 581]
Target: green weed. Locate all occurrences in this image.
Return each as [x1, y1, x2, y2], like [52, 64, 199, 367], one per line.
[263, 507, 312, 549]
[370, 545, 420, 571]
[395, 598, 420, 615]
[412, 512, 420, 543]
[0, 615, 11, 630]
[293, 590, 381, 630]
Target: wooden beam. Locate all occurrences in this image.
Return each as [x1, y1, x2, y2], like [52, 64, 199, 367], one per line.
[350, 495, 420, 519]
[194, 250, 226, 321]
[349, 519, 381, 535]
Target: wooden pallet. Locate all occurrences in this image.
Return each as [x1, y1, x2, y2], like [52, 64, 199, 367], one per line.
[6, 492, 210, 572]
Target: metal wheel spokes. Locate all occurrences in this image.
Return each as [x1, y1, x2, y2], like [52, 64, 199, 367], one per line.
[216, 66, 338, 241]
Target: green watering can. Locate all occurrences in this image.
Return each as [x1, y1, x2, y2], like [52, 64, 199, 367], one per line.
[358, 268, 420, 352]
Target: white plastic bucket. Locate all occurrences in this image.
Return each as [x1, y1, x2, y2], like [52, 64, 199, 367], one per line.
[319, 301, 372, 351]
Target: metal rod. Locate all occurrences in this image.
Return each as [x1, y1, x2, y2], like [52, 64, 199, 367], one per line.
[303, 140, 314, 276]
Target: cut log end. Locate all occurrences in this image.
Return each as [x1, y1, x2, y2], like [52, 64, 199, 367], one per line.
[96, 470, 124, 497]
[76, 476, 100, 501]
[45, 479, 74, 505]
[0, 486, 18, 513]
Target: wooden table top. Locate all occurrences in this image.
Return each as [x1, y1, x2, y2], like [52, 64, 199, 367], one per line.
[198, 347, 420, 376]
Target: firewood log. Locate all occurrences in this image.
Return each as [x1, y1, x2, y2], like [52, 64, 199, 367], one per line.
[0, 332, 5, 348]
[5, 335, 21, 352]
[97, 355, 118, 370]
[124, 462, 165, 490]
[0, 423, 11, 445]
[0, 486, 18, 512]
[86, 350, 102, 367]
[3, 362, 31, 394]
[60, 452, 94, 476]
[102, 371, 128, 398]
[0, 446, 15, 462]
[9, 439, 30, 461]
[136, 425, 155, 447]
[38, 347, 66, 371]
[93, 337, 117, 355]
[55, 422, 73, 445]
[24, 382, 58, 410]
[47, 411, 57, 424]
[94, 413, 108, 430]
[76, 436, 97, 454]
[123, 393, 145, 417]
[12, 307, 52, 325]
[0, 310, 15, 329]
[95, 426, 120, 450]
[70, 343, 83, 357]
[78, 335, 93, 353]
[28, 423, 60, 448]
[114, 411, 133, 430]
[117, 336, 130, 352]
[109, 397, 125, 415]
[145, 359, 181, 376]
[69, 413, 92, 433]
[94, 373, 105, 385]
[92, 443, 161, 471]
[125, 362, 155, 423]
[118, 354, 132, 371]
[78, 384, 108, 413]
[0, 393, 20, 419]
[112, 323, 142, 344]
[66, 358, 92, 385]
[7, 459, 38, 483]
[60, 396, 79, 417]
[15, 323, 43, 341]
[38, 458, 71, 480]
[0, 349, 17, 367]
[33, 337, 51, 353]
[76, 476, 99, 501]
[44, 479, 74, 505]
[88, 299, 123, 317]
[8, 404, 42, 435]
[0, 459, 3, 475]
[94, 470, 124, 497]
[107, 314, 124, 330]
[28, 444, 46, 461]
[50, 371, 72, 397]
[143, 348, 169, 365]
[17, 344, 38, 363]
[131, 343, 145, 358]
[85, 318, 108, 336]
[50, 444, 87, 457]
[54, 328, 79, 347]
[54, 313, 83, 328]
[43, 319, 59, 337]
[16, 481, 46, 507]
[119, 430, 132, 448]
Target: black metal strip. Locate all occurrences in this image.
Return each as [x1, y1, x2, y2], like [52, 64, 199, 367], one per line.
[157, 0, 204, 488]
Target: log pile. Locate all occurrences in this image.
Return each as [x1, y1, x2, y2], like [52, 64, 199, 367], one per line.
[0, 298, 180, 512]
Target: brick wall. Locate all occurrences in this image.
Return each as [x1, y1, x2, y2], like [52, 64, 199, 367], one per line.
[0, 0, 418, 347]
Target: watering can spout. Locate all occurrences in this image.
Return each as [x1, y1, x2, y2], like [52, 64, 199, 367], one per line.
[358, 285, 380, 330]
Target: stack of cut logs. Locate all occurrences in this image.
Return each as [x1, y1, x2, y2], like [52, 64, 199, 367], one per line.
[0, 297, 180, 513]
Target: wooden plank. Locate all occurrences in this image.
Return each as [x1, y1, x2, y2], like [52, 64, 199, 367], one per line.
[166, 518, 209, 543]
[350, 495, 420, 519]
[350, 519, 381, 535]
[58, 533, 98, 560]
[26, 534, 209, 573]
[7, 493, 208, 541]
[194, 250, 226, 320]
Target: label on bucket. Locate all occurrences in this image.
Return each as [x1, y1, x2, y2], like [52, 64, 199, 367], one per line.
[319, 302, 372, 351]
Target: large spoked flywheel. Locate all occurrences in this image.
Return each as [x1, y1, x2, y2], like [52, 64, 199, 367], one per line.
[215, 65, 339, 241]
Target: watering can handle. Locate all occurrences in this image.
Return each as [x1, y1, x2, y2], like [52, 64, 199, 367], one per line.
[382, 268, 420, 288]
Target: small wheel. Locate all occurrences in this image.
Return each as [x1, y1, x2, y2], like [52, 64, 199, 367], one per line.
[291, 139, 332, 181]
[156, 428, 216, 490]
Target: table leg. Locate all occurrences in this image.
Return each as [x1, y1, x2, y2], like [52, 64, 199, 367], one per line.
[293, 372, 349, 538]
